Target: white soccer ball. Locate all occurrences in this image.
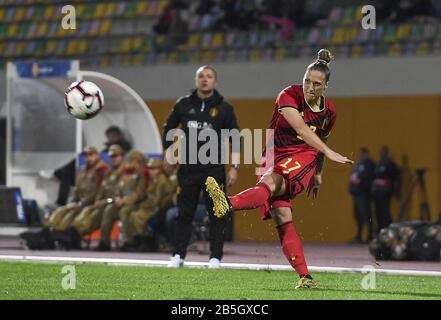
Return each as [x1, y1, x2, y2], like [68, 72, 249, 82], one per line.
[64, 80, 104, 120]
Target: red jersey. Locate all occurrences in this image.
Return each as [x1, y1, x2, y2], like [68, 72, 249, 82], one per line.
[269, 84, 336, 158]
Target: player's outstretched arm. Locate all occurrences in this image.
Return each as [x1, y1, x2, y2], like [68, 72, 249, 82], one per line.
[279, 108, 353, 164]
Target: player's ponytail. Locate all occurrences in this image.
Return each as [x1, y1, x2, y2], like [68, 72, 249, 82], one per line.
[307, 49, 333, 82]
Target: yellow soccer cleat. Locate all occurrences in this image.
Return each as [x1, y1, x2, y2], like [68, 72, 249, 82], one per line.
[205, 176, 232, 218]
[295, 276, 318, 289]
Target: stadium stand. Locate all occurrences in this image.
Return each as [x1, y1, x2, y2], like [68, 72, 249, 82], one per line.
[1, 0, 441, 66]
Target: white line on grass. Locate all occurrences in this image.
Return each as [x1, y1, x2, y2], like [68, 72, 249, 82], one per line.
[0, 254, 440, 277]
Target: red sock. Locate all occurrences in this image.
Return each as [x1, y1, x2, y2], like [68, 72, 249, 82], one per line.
[277, 221, 309, 277]
[228, 183, 271, 211]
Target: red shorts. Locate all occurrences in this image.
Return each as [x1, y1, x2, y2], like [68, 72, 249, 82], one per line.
[257, 150, 317, 220]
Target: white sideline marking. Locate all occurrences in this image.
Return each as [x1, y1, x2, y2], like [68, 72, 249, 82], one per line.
[0, 254, 440, 277]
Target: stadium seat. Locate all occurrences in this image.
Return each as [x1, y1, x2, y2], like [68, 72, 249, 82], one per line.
[319, 27, 334, 46]
[78, 40, 88, 54]
[17, 23, 28, 39]
[201, 50, 214, 63]
[237, 48, 249, 62]
[336, 45, 350, 58]
[188, 15, 201, 32]
[33, 6, 44, 20]
[200, 33, 212, 49]
[224, 31, 236, 48]
[331, 27, 345, 45]
[262, 48, 274, 61]
[258, 30, 276, 48]
[234, 31, 248, 49]
[298, 46, 312, 59]
[247, 30, 260, 48]
[5, 7, 15, 21]
[157, 0, 168, 14]
[142, 35, 154, 53]
[294, 28, 307, 45]
[24, 6, 34, 20]
[176, 51, 190, 63]
[189, 51, 201, 63]
[14, 7, 25, 21]
[187, 33, 201, 50]
[47, 22, 58, 37]
[0, 24, 6, 40]
[84, 4, 96, 19]
[284, 46, 298, 59]
[45, 40, 57, 55]
[431, 40, 441, 54]
[43, 6, 55, 20]
[141, 53, 154, 64]
[249, 48, 261, 62]
[341, 6, 355, 25]
[88, 20, 100, 36]
[404, 41, 417, 55]
[25, 41, 36, 55]
[146, 1, 159, 17]
[328, 6, 342, 24]
[213, 49, 225, 63]
[359, 44, 372, 56]
[135, 1, 147, 17]
[7, 24, 17, 38]
[356, 28, 370, 44]
[104, 2, 116, 18]
[124, 1, 137, 18]
[410, 22, 423, 41]
[396, 23, 411, 41]
[436, 23, 441, 40]
[78, 20, 90, 36]
[0, 8, 4, 21]
[55, 40, 67, 55]
[307, 27, 321, 45]
[132, 36, 143, 52]
[423, 21, 437, 39]
[34, 41, 45, 57]
[4, 42, 14, 58]
[354, 5, 365, 22]
[384, 24, 397, 43]
[351, 44, 362, 58]
[274, 48, 287, 61]
[371, 24, 385, 41]
[376, 43, 389, 55]
[388, 43, 402, 56]
[98, 19, 112, 36]
[155, 52, 167, 64]
[211, 33, 224, 49]
[115, 2, 126, 17]
[75, 4, 86, 18]
[416, 41, 429, 55]
[94, 3, 106, 19]
[14, 42, 26, 56]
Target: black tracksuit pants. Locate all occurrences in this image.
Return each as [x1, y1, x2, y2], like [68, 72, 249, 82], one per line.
[173, 165, 226, 260]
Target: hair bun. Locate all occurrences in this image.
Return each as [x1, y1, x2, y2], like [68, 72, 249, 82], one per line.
[317, 49, 333, 65]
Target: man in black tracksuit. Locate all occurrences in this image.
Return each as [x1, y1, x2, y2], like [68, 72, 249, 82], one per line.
[349, 148, 375, 243]
[372, 146, 398, 232]
[163, 66, 240, 268]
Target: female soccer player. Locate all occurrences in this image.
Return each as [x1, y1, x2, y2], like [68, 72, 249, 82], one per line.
[206, 49, 353, 289]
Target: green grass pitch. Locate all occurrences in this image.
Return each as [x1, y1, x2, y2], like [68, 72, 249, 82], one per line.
[0, 262, 440, 300]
